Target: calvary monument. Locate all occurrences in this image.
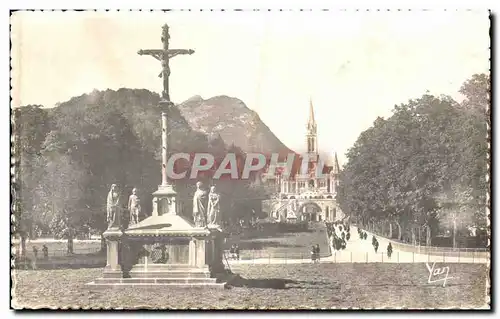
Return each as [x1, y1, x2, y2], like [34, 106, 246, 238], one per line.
[88, 24, 226, 288]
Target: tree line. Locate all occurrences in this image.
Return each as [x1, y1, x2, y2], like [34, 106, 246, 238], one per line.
[336, 74, 489, 247]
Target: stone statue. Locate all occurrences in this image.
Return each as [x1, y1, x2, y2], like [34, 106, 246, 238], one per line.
[128, 188, 141, 226]
[106, 184, 121, 229]
[192, 181, 208, 227]
[207, 185, 221, 228]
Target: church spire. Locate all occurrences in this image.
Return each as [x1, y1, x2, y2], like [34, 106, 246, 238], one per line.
[306, 97, 318, 157]
[308, 97, 315, 126]
[333, 152, 340, 174]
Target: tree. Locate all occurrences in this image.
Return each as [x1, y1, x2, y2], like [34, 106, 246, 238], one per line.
[14, 88, 314, 249]
[13, 105, 50, 255]
[32, 153, 87, 252]
[337, 74, 489, 247]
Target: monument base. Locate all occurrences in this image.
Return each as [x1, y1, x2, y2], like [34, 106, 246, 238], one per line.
[86, 264, 226, 289]
[88, 263, 227, 289]
[87, 216, 228, 290]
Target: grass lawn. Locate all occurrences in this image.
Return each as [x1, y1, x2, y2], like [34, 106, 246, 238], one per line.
[226, 222, 331, 259]
[12, 263, 489, 309]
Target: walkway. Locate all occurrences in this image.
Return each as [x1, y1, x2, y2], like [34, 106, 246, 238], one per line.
[227, 225, 488, 265]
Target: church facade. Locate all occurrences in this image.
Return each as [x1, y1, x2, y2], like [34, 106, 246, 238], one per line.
[262, 100, 345, 223]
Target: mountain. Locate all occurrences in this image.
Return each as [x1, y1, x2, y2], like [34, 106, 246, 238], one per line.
[177, 95, 295, 160]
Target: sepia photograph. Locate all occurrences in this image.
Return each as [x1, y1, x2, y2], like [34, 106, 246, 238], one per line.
[10, 10, 490, 310]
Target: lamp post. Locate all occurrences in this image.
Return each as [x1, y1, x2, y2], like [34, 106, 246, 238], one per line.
[418, 225, 421, 253]
[453, 212, 457, 249]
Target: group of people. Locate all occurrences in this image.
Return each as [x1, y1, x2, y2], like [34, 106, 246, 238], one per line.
[358, 228, 368, 240]
[358, 228, 394, 258]
[228, 244, 240, 260]
[28, 245, 49, 270]
[310, 244, 321, 263]
[326, 221, 351, 251]
[32, 245, 49, 259]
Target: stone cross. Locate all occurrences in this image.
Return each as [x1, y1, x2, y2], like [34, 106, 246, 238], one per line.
[138, 24, 194, 187]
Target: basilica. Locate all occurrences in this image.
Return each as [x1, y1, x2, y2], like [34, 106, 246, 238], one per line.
[262, 100, 345, 223]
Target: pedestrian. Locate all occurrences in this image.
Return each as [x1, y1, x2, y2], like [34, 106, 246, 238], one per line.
[230, 244, 236, 259]
[359, 231, 364, 239]
[336, 238, 342, 251]
[315, 244, 321, 263]
[31, 246, 38, 270]
[346, 232, 351, 241]
[372, 235, 376, 246]
[374, 240, 379, 253]
[42, 245, 48, 260]
[363, 232, 367, 240]
[235, 244, 240, 260]
[310, 245, 317, 263]
[387, 243, 393, 259]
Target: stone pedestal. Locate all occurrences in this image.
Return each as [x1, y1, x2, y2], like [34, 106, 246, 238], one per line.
[102, 228, 123, 278]
[87, 212, 227, 289]
[188, 232, 225, 272]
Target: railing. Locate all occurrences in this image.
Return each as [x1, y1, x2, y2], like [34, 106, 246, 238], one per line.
[224, 250, 489, 264]
[12, 246, 102, 259]
[410, 245, 488, 253]
[328, 250, 489, 264]
[353, 227, 489, 257]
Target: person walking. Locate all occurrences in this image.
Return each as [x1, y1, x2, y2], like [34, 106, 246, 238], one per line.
[315, 244, 321, 263]
[374, 240, 379, 253]
[387, 243, 393, 259]
[31, 246, 38, 270]
[310, 245, 317, 263]
[42, 245, 49, 260]
[336, 238, 342, 251]
[230, 244, 236, 260]
[235, 244, 240, 260]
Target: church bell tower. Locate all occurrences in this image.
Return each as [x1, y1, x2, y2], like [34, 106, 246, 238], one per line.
[306, 98, 319, 168]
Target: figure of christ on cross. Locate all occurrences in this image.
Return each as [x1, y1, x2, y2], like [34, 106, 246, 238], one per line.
[138, 24, 194, 104]
[138, 23, 194, 188]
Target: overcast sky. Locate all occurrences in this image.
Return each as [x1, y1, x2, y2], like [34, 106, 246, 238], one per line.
[11, 10, 490, 164]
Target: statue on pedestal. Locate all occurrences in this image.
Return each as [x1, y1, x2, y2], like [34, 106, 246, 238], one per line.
[128, 188, 141, 225]
[192, 181, 208, 227]
[106, 184, 121, 229]
[207, 185, 221, 228]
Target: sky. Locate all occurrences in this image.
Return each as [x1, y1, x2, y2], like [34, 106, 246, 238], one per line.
[10, 10, 490, 165]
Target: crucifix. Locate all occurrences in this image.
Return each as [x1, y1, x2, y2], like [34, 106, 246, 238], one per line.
[138, 23, 194, 191]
